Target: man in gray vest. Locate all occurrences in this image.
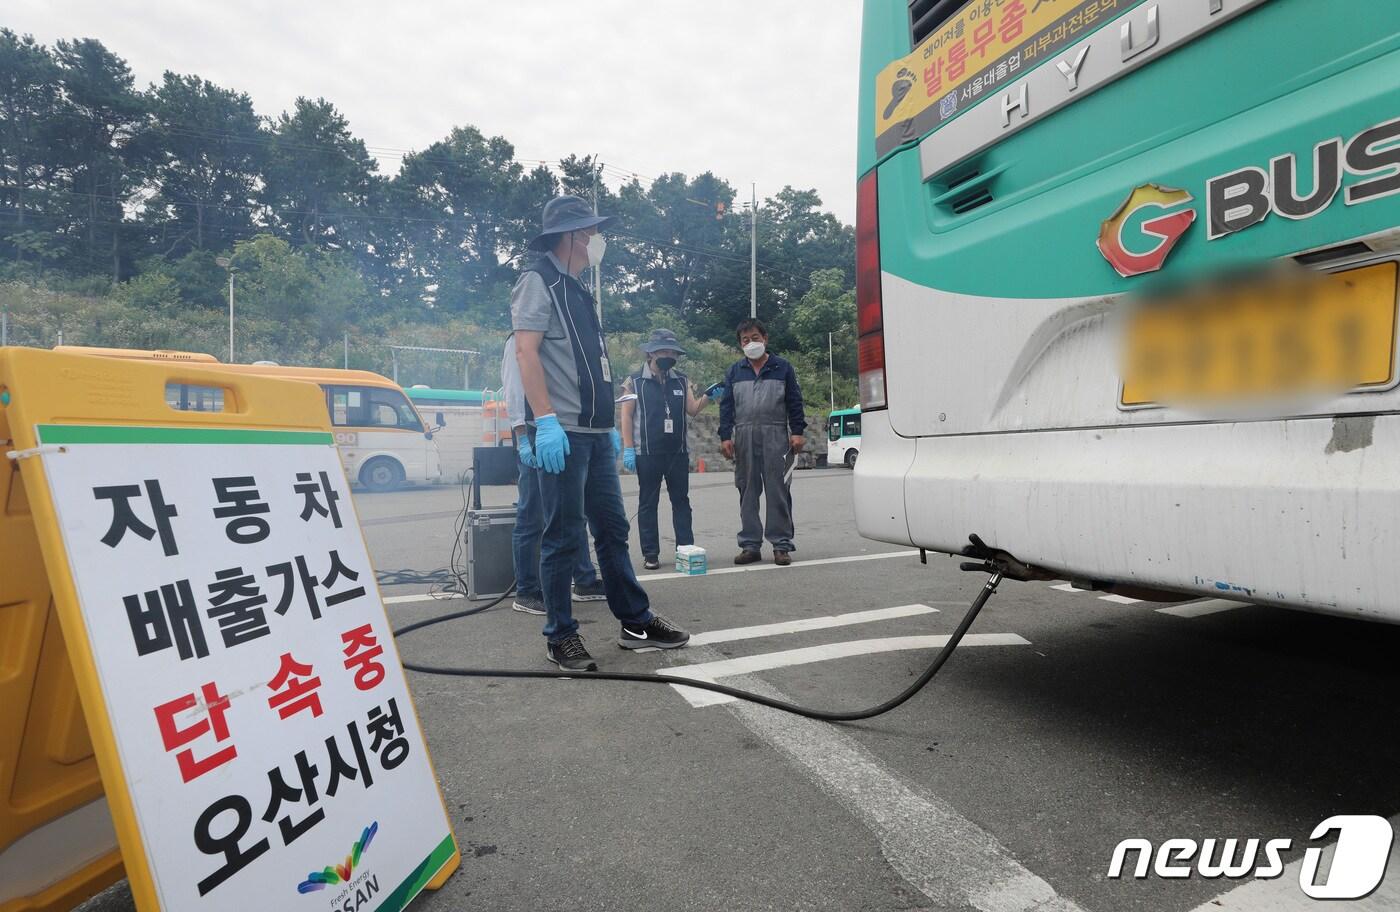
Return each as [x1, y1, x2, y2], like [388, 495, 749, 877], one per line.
[512, 195, 690, 669]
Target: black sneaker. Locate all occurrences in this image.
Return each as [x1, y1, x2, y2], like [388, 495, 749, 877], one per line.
[619, 615, 690, 650]
[512, 595, 545, 615]
[572, 580, 607, 602]
[642, 556, 661, 570]
[546, 634, 597, 671]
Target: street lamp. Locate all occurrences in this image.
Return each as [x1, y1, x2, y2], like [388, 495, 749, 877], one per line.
[215, 257, 235, 363]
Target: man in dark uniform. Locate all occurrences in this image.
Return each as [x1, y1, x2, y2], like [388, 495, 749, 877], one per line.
[618, 328, 720, 569]
[718, 318, 806, 566]
[512, 195, 690, 669]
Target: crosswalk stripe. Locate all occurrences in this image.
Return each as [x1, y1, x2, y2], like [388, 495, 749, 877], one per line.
[1156, 599, 1243, 618]
[660, 633, 1031, 707]
[688, 603, 951, 646]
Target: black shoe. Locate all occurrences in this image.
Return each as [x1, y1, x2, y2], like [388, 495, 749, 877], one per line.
[734, 550, 762, 565]
[547, 634, 597, 671]
[572, 580, 607, 602]
[512, 595, 545, 615]
[619, 615, 690, 650]
[642, 556, 661, 570]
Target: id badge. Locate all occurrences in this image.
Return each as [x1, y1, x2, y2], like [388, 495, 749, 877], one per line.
[599, 355, 612, 382]
[664, 418, 674, 434]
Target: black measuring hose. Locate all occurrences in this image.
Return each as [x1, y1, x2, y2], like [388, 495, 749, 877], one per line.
[393, 570, 1004, 723]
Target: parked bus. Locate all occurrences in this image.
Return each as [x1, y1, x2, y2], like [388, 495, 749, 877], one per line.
[856, 0, 1400, 621]
[404, 386, 487, 408]
[827, 407, 862, 468]
[57, 347, 441, 492]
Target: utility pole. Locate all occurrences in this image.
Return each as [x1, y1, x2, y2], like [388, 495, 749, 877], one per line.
[749, 183, 757, 318]
[343, 332, 349, 369]
[592, 158, 603, 320]
[1, 302, 8, 347]
[828, 331, 836, 412]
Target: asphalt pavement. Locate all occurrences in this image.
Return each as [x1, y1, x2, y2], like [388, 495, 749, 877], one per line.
[78, 467, 1400, 911]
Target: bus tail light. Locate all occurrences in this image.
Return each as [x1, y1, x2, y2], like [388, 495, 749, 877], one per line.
[856, 171, 886, 410]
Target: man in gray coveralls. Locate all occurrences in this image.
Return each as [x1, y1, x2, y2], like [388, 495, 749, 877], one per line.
[717, 317, 807, 566]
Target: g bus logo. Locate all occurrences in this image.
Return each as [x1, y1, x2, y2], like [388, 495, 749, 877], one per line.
[1096, 183, 1197, 278]
[1108, 815, 1395, 899]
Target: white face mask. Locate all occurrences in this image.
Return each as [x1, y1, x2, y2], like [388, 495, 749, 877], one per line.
[585, 233, 607, 268]
[742, 340, 766, 360]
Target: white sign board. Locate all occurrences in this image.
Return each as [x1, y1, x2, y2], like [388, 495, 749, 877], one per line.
[36, 424, 455, 912]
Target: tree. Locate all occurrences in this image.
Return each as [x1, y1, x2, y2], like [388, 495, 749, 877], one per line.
[390, 126, 537, 321]
[140, 72, 265, 257]
[52, 38, 148, 281]
[262, 97, 379, 252]
[608, 171, 736, 324]
[225, 234, 370, 346]
[0, 31, 64, 271]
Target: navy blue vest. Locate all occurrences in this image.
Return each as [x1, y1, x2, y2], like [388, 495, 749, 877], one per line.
[631, 367, 688, 455]
[522, 255, 614, 430]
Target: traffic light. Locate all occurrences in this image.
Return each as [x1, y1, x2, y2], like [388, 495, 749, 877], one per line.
[716, 202, 726, 220]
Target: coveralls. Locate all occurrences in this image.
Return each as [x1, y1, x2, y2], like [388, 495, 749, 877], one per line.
[718, 353, 806, 553]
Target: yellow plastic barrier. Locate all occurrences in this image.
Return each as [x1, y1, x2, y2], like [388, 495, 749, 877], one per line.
[0, 347, 459, 911]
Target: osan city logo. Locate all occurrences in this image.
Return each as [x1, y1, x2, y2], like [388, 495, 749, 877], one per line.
[1108, 814, 1395, 900]
[1096, 183, 1197, 278]
[297, 821, 381, 910]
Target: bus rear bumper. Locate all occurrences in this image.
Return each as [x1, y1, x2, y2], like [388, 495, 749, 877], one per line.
[858, 412, 1400, 623]
[853, 409, 915, 547]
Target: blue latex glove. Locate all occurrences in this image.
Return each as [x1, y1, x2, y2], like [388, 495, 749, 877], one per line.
[707, 383, 726, 401]
[609, 428, 622, 457]
[533, 415, 570, 474]
[516, 433, 537, 469]
[623, 446, 637, 472]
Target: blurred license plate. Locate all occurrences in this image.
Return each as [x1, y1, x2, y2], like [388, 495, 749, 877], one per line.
[1120, 262, 1399, 407]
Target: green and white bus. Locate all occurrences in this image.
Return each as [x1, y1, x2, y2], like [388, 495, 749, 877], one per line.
[828, 407, 863, 468]
[856, 0, 1400, 621]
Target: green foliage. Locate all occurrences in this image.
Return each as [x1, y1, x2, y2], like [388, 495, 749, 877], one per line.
[0, 32, 860, 400]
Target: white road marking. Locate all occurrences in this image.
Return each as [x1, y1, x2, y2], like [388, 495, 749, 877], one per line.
[1157, 599, 1243, 618]
[1050, 583, 1081, 593]
[668, 643, 1086, 912]
[383, 591, 462, 605]
[688, 603, 951, 646]
[1098, 594, 1142, 605]
[661, 633, 1031, 707]
[636, 548, 919, 581]
[1188, 815, 1400, 911]
[381, 549, 920, 605]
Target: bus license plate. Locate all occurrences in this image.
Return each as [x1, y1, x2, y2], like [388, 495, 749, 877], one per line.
[1120, 262, 1399, 408]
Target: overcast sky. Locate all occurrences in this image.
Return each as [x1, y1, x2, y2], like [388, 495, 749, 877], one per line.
[9, 0, 863, 223]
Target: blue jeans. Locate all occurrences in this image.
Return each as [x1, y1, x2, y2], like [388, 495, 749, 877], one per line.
[537, 431, 652, 642]
[513, 454, 598, 600]
[636, 452, 693, 559]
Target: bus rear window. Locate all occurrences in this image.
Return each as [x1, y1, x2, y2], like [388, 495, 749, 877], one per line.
[165, 382, 226, 412]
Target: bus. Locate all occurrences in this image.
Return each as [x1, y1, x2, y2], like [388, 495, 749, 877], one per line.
[855, 0, 1400, 621]
[57, 347, 442, 492]
[827, 407, 862, 468]
[404, 386, 487, 408]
